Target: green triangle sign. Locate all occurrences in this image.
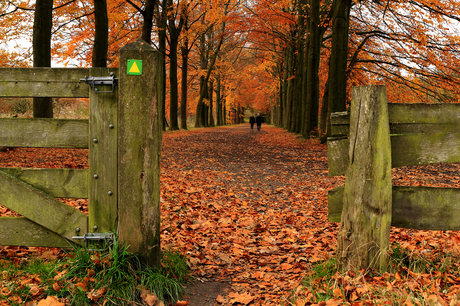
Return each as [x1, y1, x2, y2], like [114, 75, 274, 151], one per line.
[127, 59, 142, 75]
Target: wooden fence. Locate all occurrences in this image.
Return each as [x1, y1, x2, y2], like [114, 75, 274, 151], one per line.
[0, 40, 162, 265]
[327, 85, 460, 270]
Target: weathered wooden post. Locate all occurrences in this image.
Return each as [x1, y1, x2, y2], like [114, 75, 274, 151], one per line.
[336, 85, 392, 272]
[89, 67, 119, 235]
[118, 40, 162, 266]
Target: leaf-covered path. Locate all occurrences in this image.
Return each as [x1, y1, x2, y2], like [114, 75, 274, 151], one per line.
[160, 125, 343, 305]
[2, 124, 460, 305]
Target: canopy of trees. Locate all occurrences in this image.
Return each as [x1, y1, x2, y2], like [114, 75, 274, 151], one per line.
[1, 0, 460, 134]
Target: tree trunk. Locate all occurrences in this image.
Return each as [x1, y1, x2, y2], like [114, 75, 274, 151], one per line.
[195, 33, 207, 128]
[216, 75, 222, 126]
[169, 37, 179, 130]
[277, 79, 284, 127]
[223, 94, 227, 125]
[180, 43, 189, 129]
[154, 0, 167, 130]
[167, 0, 184, 131]
[319, 78, 330, 143]
[305, 0, 321, 136]
[33, 0, 53, 118]
[208, 80, 214, 126]
[180, 12, 189, 130]
[194, 2, 229, 128]
[336, 85, 392, 273]
[327, 0, 352, 135]
[92, 0, 108, 67]
[141, 0, 155, 44]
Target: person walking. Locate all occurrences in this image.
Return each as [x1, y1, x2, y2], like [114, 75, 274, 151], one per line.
[256, 113, 263, 131]
[249, 114, 255, 129]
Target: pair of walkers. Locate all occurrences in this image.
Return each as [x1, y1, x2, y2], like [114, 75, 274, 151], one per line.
[249, 113, 263, 131]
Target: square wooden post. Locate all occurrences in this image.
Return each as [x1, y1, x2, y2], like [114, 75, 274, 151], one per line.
[336, 85, 392, 272]
[118, 40, 162, 267]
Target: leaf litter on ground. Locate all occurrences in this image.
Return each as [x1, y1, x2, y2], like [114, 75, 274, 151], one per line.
[1, 125, 460, 305]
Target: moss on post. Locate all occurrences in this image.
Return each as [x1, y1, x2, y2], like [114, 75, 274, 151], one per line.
[118, 40, 162, 267]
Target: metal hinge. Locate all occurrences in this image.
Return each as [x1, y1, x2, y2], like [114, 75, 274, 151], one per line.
[80, 72, 118, 93]
[72, 232, 114, 251]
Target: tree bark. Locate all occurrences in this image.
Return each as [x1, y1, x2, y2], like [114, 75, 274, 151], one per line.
[327, 0, 352, 135]
[141, 0, 155, 44]
[180, 14, 189, 130]
[169, 37, 179, 130]
[304, 0, 321, 136]
[319, 78, 330, 143]
[208, 80, 214, 126]
[167, 0, 184, 131]
[92, 0, 108, 67]
[33, 0, 53, 118]
[154, 0, 167, 130]
[216, 75, 222, 126]
[180, 44, 189, 129]
[195, 32, 208, 128]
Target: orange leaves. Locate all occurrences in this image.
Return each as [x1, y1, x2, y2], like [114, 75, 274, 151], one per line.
[36, 296, 65, 306]
[140, 287, 162, 306]
[160, 126, 335, 304]
[228, 291, 254, 304]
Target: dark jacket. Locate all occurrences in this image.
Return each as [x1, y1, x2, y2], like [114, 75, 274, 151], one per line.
[249, 116, 255, 124]
[256, 115, 263, 124]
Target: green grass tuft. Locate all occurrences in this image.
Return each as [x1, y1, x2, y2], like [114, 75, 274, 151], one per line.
[0, 238, 190, 305]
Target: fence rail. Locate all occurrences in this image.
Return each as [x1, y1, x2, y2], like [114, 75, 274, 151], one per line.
[0, 67, 116, 98]
[328, 85, 460, 271]
[328, 103, 460, 176]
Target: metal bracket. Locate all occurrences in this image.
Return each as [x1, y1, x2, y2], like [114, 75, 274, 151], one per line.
[72, 232, 114, 251]
[80, 72, 118, 93]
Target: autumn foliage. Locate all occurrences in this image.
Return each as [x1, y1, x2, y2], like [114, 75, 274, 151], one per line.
[2, 0, 460, 125]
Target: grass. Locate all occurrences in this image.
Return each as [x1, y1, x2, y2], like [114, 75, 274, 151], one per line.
[0, 238, 191, 305]
[289, 243, 460, 305]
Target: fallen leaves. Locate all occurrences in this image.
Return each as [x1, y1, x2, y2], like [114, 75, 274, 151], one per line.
[160, 126, 338, 304]
[229, 292, 255, 304]
[36, 296, 66, 306]
[3, 125, 460, 305]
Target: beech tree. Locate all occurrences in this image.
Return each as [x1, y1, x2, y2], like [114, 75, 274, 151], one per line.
[166, 0, 186, 130]
[195, 0, 231, 128]
[92, 0, 108, 67]
[33, 0, 54, 118]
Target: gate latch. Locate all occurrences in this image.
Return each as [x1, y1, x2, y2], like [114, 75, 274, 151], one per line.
[80, 72, 118, 93]
[72, 232, 114, 250]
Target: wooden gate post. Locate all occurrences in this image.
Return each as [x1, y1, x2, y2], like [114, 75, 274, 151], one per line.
[118, 40, 162, 267]
[336, 85, 392, 272]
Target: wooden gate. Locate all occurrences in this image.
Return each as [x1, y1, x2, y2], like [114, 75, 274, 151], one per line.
[0, 41, 162, 265]
[0, 67, 118, 248]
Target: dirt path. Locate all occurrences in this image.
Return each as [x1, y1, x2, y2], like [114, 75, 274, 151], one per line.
[160, 125, 344, 305]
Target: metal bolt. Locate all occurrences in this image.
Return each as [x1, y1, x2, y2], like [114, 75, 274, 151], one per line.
[93, 225, 98, 230]
[93, 174, 98, 179]
[93, 138, 98, 143]
[108, 191, 113, 196]
[109, 124, 114, 129]
[76, 227, 80, 232]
